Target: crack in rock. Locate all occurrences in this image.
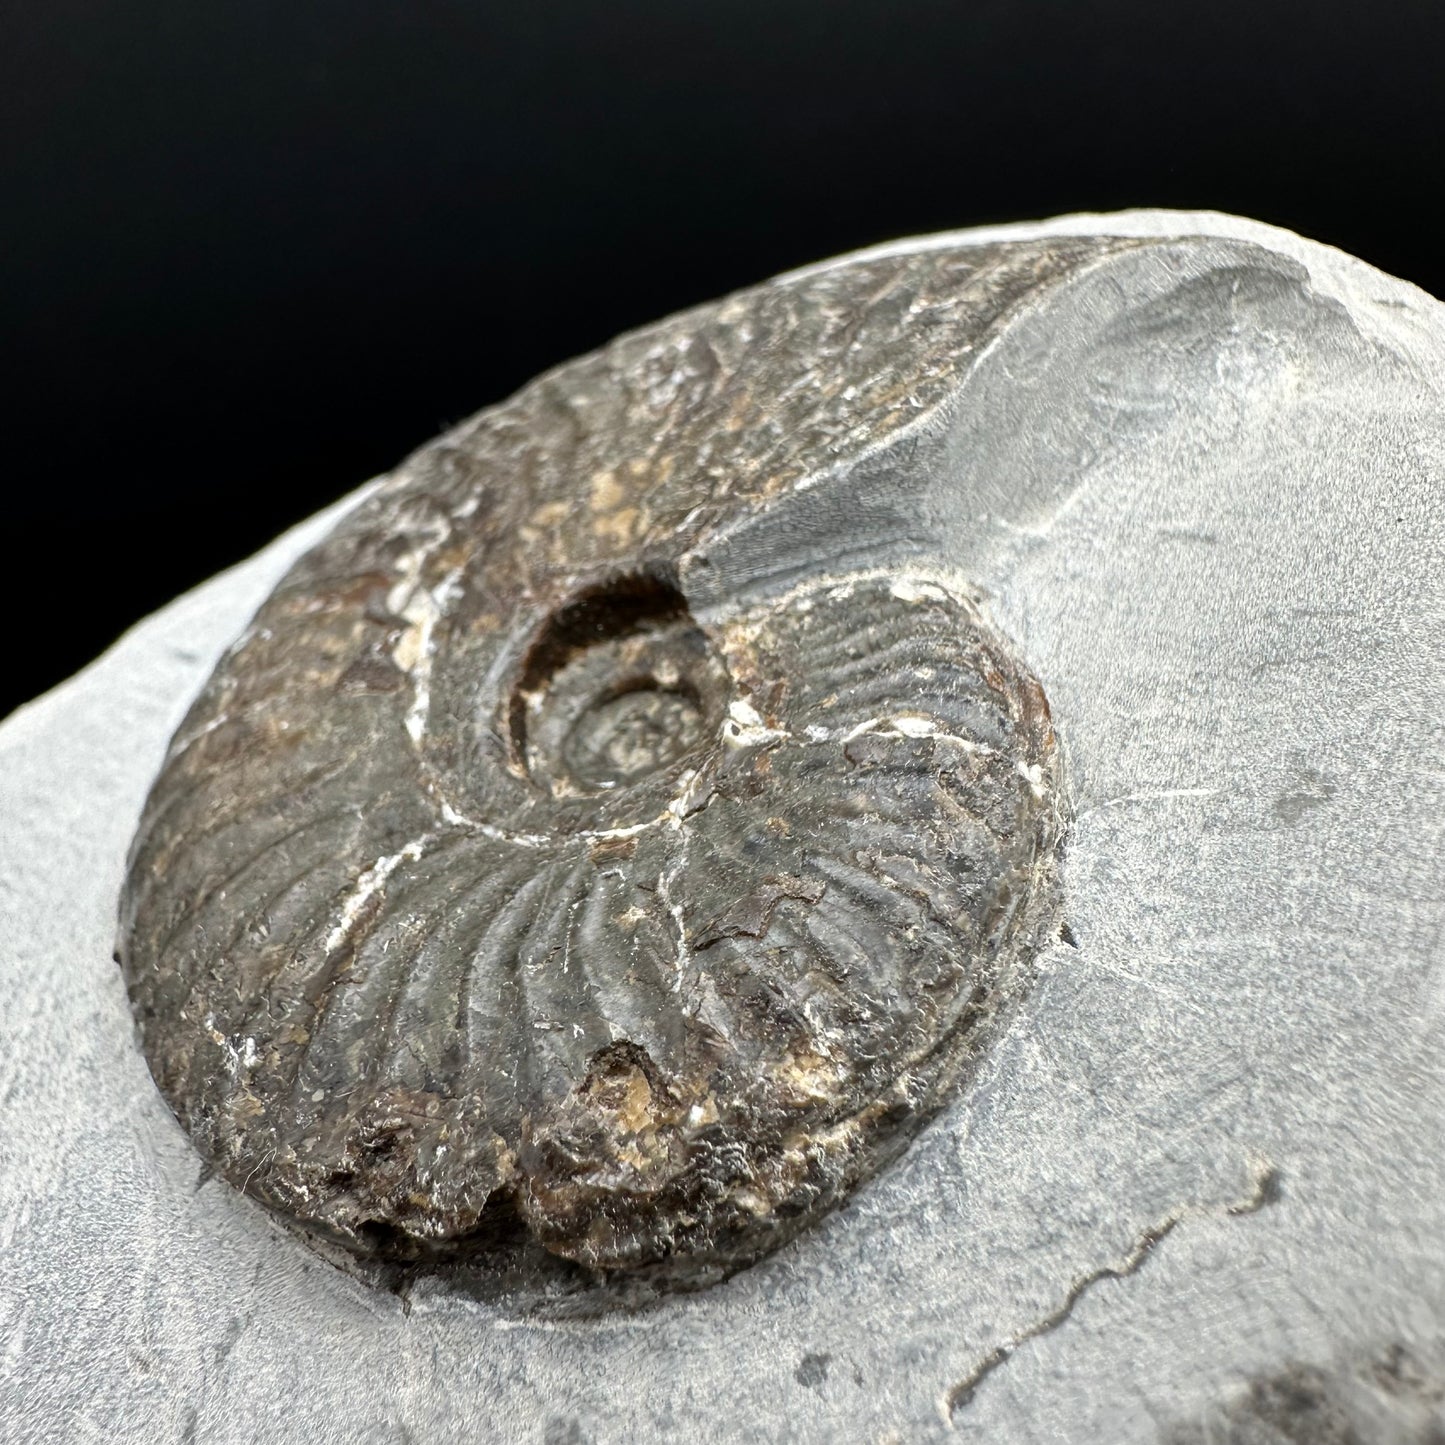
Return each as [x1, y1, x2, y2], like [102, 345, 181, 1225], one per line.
[943, 1161, 1281, 1427]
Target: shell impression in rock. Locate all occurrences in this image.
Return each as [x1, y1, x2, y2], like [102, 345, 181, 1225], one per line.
[118, 238, 1086, 1281]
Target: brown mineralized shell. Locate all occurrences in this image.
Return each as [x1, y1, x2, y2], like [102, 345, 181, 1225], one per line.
[117, 238, 1088, 1288]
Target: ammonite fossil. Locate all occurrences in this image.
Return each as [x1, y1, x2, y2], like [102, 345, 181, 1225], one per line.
[118, 238, 1088, 1287]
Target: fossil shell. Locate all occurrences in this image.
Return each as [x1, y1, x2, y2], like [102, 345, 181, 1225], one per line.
[118, 239, 1087, 1284]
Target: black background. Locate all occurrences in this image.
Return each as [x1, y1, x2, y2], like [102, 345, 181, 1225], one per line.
[3, 1, 1441, 719]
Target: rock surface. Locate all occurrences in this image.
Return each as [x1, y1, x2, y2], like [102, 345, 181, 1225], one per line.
[2, 210, 1444, 1442]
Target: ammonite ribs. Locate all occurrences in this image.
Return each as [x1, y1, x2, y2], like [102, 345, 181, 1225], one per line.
[118, 238, 1098, 1287]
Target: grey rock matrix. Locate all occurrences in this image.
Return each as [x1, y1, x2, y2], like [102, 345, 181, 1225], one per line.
[2, 210, 1443, 1442]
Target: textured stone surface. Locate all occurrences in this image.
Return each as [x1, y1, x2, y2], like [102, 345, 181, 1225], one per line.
[2, 210, 1444, 1442]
